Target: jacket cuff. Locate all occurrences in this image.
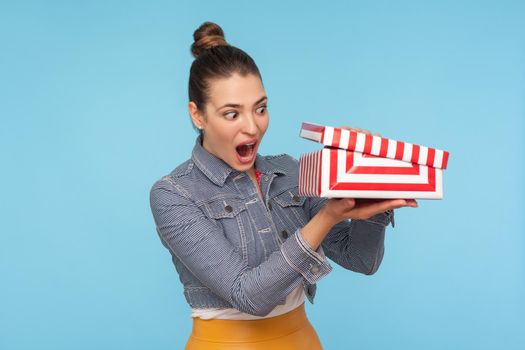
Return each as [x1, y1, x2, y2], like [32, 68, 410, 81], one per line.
[280, 228, 332, 284]
[365, 209, 395, 228]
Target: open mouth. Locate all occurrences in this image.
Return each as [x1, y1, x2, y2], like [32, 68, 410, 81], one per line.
[235, 140, 257, 161]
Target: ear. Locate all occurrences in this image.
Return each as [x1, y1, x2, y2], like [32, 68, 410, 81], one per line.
[188, 101, 206, 129]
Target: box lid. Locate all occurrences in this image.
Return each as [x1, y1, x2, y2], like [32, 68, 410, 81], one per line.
[299, 122, 450, 169]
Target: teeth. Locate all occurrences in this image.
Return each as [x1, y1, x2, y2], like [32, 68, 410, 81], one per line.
[236, 141, 256, 159]
[236, 141, 257, 160]
[238, 142, 256, 148]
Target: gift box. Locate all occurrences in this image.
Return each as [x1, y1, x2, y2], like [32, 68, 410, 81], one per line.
[298, 122, 450, 199]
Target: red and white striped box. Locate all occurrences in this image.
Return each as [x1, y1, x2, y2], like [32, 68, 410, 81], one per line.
[298, 122, 450, 199]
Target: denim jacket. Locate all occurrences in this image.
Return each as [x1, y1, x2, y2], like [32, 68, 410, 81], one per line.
[149, 135, 395, 317]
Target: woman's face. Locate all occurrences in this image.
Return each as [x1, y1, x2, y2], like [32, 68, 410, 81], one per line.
[190, 72, 269, 172]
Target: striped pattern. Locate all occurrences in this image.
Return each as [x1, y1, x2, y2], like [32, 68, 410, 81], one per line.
[150, 176, 332, 318]
[298, 151, 323, 197]
[149, 135, 394, 319]
[300, 122, 450, 170]
[299, 148, 443, 199]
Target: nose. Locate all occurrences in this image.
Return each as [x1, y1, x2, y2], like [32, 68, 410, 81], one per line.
[241, 113, 258, 135]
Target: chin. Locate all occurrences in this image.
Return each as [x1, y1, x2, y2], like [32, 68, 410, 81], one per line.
[231, 161, 255, 172]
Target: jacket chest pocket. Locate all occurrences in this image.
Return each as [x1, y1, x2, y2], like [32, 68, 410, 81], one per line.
[200, 197, 251, 263]
[271, 187, 308, 240]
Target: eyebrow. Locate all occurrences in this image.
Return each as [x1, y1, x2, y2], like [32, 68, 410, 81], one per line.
[216, 96, 268, 111]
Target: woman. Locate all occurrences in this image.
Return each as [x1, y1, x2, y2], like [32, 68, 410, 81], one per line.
[149, 21, 417, 350]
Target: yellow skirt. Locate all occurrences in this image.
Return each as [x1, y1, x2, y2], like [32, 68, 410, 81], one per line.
[185, 303, 324, 350]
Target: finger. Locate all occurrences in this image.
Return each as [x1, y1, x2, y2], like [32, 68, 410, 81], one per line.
[355, 198, 403, 206]
[355, 128, 371, 135]
[373, 132, 382, 137]
[344, 126, 360, 133]
[355, 198, 384, 205]
[333, 197, 356, 209]
[352, 199, 408, 217]
[405, 199, 418, 207]
[341, 126, 374, 136]
[344, 198, 356, 208]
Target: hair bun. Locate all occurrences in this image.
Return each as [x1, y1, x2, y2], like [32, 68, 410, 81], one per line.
[191, 22, 229, 58]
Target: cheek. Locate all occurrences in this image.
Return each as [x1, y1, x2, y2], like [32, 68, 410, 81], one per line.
[210, 122, 233, 142]
[259, 116, 269, 132]
[207, 129, 232, 153]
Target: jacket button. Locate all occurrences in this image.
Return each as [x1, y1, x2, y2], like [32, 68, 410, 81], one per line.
[292, 195, 301, 203]
[224, 205, 233, 213]
[280, 230, 288, 239]
[310, 265, 320, 274]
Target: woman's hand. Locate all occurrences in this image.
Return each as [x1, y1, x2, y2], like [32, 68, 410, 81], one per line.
[321, 197, 417, 224]
[300, 124, 418, 251]
[319, 125, 418, 223]
[302, 197, 417, 251]
[340, 125, 380, 137]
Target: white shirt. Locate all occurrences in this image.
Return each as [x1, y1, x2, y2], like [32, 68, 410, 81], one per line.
[191, 284, 305, 320]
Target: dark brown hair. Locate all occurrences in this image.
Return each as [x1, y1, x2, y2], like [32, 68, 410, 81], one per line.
[188, 21, 263, 138]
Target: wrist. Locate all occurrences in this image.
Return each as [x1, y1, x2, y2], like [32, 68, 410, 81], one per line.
[301, 206, 339, 250]
[318, 206, 341, 227]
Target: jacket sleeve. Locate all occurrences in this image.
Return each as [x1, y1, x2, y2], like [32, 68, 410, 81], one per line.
[149, 178, 333, 317]
[305, 195, 395, 275]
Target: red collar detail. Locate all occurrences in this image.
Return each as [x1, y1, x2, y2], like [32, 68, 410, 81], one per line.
[255, 169, 262, 187]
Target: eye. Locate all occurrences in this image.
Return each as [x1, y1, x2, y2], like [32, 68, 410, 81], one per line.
[256, 105, 267, 115]
[224, 111, 237, 120]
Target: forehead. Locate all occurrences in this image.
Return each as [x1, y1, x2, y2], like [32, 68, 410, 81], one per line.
[207, 73, 265, 107]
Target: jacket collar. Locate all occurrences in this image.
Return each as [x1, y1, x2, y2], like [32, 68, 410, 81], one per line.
[191, 135, 287, 187]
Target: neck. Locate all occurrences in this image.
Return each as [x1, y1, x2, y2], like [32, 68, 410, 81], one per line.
[246, 166, 256, 180]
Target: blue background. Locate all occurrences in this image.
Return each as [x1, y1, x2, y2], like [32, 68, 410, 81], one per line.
[1, 1, 524, 349]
